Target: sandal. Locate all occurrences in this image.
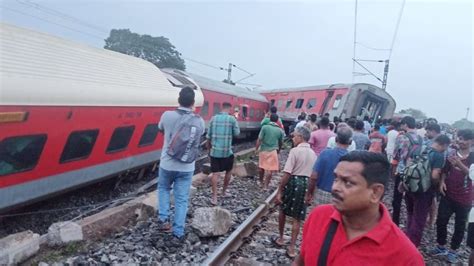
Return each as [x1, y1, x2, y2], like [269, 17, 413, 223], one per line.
[272, 236, 285, 247]
[286, 249, 297, 258]
[210, 198, 218, 206]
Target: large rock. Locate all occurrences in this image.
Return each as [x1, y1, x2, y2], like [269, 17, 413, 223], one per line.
[141, 186, 197, 213]
[231, 163, 248, 177]
[0, 230, 40, 264]
[232, 161, 259, 177]
[244, 161, 258, 177]
[47, 221, 83, 246]
[192, 173, 211, 187]
[191, 207, 232, 237]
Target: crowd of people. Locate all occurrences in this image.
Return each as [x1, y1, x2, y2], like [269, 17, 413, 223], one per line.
[155, 87, 474, 264]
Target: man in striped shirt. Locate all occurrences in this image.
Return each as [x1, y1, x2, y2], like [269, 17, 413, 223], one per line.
[206, 102, 240, 205]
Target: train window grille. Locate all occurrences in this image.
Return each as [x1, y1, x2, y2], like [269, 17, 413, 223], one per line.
[106, 126, 135, 153]
[201, 101, 209, 117]
[307, 98, 317, 109]
[270, 99, 275, 106]
[295, 99, 304, 109]
[0, 134, 47, 176]
[333, 95, 343, 109]
[138, 124, 159, 147]
[60, 130, 99, 163]
[213, 103, 221, 115]
[285, 99, 293, 109]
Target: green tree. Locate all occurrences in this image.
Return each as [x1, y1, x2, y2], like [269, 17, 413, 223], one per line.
[452, 118, 474, 130]
[399, 108, 427, 120]
[104, 29, 185, 70]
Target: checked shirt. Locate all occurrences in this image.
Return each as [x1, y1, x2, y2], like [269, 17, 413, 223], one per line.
[207, 112, 240, 158]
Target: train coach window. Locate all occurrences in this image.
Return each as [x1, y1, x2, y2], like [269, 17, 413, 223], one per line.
[333, 95, 343, 109]
[249, 108, 255, 118]
[242, 106, 248, 118]
[270, 99, 275, 106]
[138, 124, 159, 147]
[285, 99, 293, 109]
[60, 130, 99, 163]
[307, 98, 317, 109]
[0, 134, 47, 176]
[200, 101, 209, 117]
[213, 103, 221, 115]
[295, 99, 304, 109]
[277, 99, 283, 108]
[106, 126, 135, 153]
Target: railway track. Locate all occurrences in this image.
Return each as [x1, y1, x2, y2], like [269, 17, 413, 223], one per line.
[204, 172, 315, 266]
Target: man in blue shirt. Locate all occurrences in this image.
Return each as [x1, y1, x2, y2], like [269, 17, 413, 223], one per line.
[305, 127, 353, 205]
[157, 87, 205, 244]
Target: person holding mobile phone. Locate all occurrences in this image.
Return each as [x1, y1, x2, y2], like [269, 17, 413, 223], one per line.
[431, 129, 474, 263]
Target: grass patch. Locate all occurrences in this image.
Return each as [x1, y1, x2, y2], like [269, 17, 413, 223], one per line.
[25, 241, 89, 265]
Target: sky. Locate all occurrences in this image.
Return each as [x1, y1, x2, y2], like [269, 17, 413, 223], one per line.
[0, 0, 472, 123]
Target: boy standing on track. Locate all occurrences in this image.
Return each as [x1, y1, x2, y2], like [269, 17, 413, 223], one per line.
[156, 87, 205, 243]
[275, 126, 317, 258]
[256, 113, 284, 190]
[207, 102, 240, 205]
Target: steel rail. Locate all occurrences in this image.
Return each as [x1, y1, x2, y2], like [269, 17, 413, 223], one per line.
[203, 189, 278, 266]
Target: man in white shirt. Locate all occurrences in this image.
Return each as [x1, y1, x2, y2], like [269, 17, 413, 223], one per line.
[386, 121, 400, 162]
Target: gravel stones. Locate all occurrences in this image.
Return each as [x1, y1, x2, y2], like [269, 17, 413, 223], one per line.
[191, 207, 233, 237]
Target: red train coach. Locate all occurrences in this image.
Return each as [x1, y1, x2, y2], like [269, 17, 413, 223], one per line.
[162, 69, 269, 137]
[259, 83, 396, 124]
[0, 23, 204, 212]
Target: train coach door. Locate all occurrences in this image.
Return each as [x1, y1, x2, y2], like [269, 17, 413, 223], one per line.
[320, 90, 335, 115]
[240, 105, 249, 121]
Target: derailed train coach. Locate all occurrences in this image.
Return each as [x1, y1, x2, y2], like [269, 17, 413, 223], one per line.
[259, 83, 396, 124]
[0, 23, 204, 212]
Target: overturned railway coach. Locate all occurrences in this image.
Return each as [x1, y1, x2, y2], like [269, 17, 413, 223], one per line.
[162, 69, 269, 138]
[259, 83, 396, 124]
[0, 23, 204, 212]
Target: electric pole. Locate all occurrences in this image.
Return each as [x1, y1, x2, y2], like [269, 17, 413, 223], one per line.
[466, 107, 470, 120]
[382, 60, 389, 90]
[227, 63, 232, 84]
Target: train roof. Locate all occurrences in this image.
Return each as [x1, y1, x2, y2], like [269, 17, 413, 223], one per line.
[185, 72, 268, 103]
[258, 83, 353, 93]
[0, 23, 203, 107]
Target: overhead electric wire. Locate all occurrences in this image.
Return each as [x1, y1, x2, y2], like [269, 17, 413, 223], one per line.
[0, 4, 105, 40]
[182, 57, 223, 71]
[16, 0, 109, 34]
[352, 0, 358, 82]
[356, 42, 391, 51]
[389, 0, 406, 60]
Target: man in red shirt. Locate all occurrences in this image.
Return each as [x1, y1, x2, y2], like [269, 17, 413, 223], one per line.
[294, 151, 424, 265]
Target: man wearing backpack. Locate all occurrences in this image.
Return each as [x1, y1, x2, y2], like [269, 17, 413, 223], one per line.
[401, 134, 450, 247]
[391, 116, 420, 225]
[207, 102, 240, 205]
[431, 129, 474, 263]
[156, 87, 205, 244]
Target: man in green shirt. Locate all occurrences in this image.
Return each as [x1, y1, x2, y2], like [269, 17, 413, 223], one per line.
[256, 114, 284, 190]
